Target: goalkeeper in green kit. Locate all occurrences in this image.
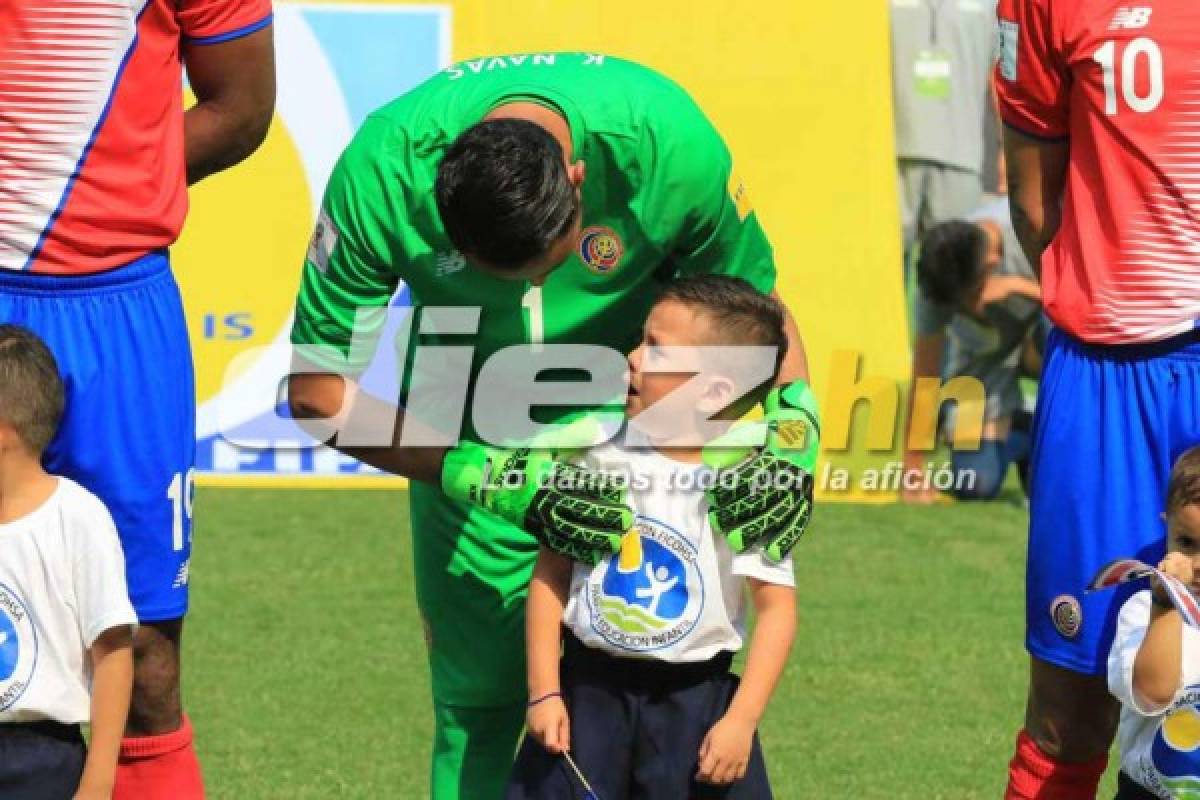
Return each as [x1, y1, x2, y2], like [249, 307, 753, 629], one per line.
[286, 52, 819, 799]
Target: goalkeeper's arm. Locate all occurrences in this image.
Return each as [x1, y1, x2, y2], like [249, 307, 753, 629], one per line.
[288, 367, 449, 484]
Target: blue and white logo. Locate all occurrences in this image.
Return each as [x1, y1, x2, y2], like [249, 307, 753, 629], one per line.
[1143, 687, 1200, 797]
[585, 515, 704, 652]
[0, 582, 37, 712]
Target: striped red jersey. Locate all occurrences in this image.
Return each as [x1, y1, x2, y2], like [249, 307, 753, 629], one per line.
[996, 0, 1200, 344]
[0, 0, 272, 275]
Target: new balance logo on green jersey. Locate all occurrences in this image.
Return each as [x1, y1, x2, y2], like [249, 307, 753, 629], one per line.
[435, 251, 466, 277]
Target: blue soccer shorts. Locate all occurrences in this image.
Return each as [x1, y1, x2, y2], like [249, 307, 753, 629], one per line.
[0, 251, 196, 622]
[1027, 326, 1200, 674]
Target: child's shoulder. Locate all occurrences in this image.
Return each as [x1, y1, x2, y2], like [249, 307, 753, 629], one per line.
[51, 477, 118, 535]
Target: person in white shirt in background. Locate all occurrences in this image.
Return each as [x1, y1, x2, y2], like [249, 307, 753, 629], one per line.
[506, 276, 799, 799]
[0, 325, 137, 800]
[1108, 445, 1200, 799]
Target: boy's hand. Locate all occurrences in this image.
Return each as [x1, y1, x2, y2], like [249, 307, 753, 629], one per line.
[704, 381, 819, 562]
[442, 441, 632, 564]
[1153, 552, 1196, 605]
[526, 695, 571, 755]
[697, 712, 756, 785]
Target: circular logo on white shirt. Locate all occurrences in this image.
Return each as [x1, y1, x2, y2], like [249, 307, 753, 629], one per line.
[584, 515, 704, 653]
[1148, 694, 1200, 793]
[0, 581, 37, 712]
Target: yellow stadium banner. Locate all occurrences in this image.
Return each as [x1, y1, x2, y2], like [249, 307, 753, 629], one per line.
[177, 0, 912, 501]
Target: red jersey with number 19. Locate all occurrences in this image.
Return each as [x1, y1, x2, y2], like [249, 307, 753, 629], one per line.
[996, 0, 1200, 345]
[0, 0, 272, 275]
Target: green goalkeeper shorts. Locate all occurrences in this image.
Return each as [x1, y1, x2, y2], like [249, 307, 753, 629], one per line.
[409, 481, 540, 707]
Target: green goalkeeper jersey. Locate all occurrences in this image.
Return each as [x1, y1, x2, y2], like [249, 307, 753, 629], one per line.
[291, 52, 776, 441]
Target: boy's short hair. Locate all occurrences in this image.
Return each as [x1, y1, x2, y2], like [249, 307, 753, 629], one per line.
[0, 325, 65, 455]
[1167, 445, 1200, 514]
[917, 220, 989, 307]
[657, 275, 788, 410]
[435, 118, 581, 271]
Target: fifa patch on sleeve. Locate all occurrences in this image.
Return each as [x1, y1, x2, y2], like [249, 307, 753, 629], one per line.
[998, 19, 1019, 81]
[307, 209, 340, 274]
[727, 169, 753, 222]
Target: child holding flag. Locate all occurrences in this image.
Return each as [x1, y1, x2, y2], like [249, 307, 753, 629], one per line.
[506, 276, 809, 799]
[1106, 446, 1200, 798]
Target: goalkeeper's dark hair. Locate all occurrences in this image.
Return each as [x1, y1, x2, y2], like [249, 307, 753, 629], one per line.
[658, 275, 788, 413]
[1167, 446, 1200, 514]
[435, 118, 580, 271]
[916, 220, 989, 307]
[0, 325, 65, 455]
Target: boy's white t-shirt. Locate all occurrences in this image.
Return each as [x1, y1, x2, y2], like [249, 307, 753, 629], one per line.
[1108, 590, 1200, 798]
[562, 436, 795, 662]
[0, 478, 137, 724]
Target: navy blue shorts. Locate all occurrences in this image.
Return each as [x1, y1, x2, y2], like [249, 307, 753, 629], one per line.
[0, 252, 196, 622]
[0, 722, 85, 800]
[506, 634, 772, 800]
[1028, 327, 1200, 674]
[1115, 771, 1157, 799]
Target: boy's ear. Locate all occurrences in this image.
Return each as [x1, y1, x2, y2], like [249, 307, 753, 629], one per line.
[695, 375, 736, 415]
[0, 422, 16, 454]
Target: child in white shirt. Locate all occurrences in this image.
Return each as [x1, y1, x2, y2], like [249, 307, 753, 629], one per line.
[1108, 445, 1200, 799]
[0, 325, 137, 800]
[507, 276, 800, 799]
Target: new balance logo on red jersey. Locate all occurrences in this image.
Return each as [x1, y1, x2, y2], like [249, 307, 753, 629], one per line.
[1109, 7, 1152, 30]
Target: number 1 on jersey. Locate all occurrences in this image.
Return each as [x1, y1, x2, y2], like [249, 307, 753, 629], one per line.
[522, 285, 545, 351]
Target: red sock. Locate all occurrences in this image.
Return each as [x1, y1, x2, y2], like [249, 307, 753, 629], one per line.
[113, 715, 205, 800]
[1005, 729, 1107, 800]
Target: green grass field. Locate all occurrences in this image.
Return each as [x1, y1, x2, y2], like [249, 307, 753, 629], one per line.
[185, 487, 1119, 799]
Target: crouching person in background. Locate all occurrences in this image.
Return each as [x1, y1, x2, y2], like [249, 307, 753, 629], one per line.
[902, 198, 1045, 503]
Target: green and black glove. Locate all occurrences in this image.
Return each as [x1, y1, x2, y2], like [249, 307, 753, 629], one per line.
[442, 441, 632, 565]
[703, 380, 820, 562]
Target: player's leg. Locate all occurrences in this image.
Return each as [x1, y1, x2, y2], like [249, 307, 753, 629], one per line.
[950, 437, 1009, 500]
[432, 703, 527, 799]
[0, 255, 204, 799]
[410, 483, 538, 800]
[1006, 330, 1181, 799]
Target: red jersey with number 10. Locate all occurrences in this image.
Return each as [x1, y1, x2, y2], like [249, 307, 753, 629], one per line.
[996, 0, 1200, 345]
[0, 0, 272, 275]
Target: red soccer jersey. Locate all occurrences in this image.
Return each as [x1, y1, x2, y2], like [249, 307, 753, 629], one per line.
[996, 0, 1200, 344]
[0, 0, 272, 275]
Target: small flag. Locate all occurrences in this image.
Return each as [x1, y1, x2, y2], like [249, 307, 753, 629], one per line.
[1087, 558, 1200, 629]
[562, 752, 600, 800]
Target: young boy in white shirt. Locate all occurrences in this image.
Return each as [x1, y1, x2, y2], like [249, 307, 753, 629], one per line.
[0, 325, 137, 800]
[1108, 445, 1200, 799]
[506, 276, 801, 799]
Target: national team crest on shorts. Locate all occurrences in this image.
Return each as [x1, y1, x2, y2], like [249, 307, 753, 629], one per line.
[578, 226, 624, 275]
[1051, 594, 1083, 639]
[585, 516, 703, 652]
[0, 582, 37, 712]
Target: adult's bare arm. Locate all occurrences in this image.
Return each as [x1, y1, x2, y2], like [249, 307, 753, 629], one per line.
[287, 367, 448, 486]
[182, 26, 276, 185]
[1003, 126, 1069, 276]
